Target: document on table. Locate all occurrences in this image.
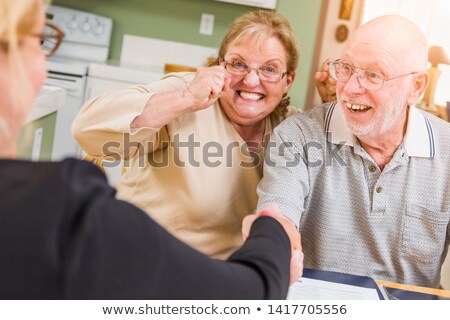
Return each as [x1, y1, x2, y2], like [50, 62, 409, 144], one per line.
[287, 277, 381, 300]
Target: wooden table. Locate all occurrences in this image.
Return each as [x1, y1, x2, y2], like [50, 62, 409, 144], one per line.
[376, 280, 450, 298]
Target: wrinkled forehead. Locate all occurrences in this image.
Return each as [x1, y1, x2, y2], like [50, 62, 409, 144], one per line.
[341, 39, 400, 72]
[342, 17, 428, 71]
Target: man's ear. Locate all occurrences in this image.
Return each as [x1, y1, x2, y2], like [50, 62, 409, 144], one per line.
[407, 71, 429, 105]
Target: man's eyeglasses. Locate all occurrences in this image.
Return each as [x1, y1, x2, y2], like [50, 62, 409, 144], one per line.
[328, 59, 417, 91]
[223, 59, 287, 82]
[36, 22, 64, 57]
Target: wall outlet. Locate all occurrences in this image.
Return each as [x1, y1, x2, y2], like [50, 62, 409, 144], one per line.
[199, 13, 214, 36]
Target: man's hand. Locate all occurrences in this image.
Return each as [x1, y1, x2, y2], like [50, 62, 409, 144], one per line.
[315, 59, 337, 103]
[242, 205, 303, 285]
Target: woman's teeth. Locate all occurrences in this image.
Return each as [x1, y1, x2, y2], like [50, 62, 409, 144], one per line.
[346, 102, 371, 112]
[238, 91, 263, 101]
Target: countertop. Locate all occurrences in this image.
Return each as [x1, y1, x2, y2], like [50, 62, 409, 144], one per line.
[26, 85, 66, 124]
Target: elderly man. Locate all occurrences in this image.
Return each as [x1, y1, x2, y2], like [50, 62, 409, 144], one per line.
[257, 15, 450, 288]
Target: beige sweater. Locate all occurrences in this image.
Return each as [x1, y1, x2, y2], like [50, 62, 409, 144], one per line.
[72, 72, 298, 259]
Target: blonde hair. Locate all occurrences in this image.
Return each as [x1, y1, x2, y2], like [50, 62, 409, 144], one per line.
[0, 0, 47, 155]
[211, 10, 299, 116]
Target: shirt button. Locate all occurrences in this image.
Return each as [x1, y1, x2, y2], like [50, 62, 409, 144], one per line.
[369, 165, 376, 172]
[376, 186, 382, 193]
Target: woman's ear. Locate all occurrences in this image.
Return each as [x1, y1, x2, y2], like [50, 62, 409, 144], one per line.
[407, 71, 429, 105]
[284, 71, 296, 93]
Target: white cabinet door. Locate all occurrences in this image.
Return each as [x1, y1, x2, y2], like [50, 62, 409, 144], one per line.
[215, 0, 277, 10]
[84, 76, 134, 102]
[83, 76, 136, 187]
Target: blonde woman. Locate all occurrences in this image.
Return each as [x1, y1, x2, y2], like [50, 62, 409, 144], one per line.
[73, 10, 301, 259]
[0, 0, 302, 299]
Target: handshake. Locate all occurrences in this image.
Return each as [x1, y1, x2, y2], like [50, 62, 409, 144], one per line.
[242, 205, 303, 285]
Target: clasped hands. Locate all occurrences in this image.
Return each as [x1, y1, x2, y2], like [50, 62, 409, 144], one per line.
[242, 205, 303, 285]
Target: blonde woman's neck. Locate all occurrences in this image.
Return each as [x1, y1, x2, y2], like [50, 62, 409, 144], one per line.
[0, 143, 16, 159]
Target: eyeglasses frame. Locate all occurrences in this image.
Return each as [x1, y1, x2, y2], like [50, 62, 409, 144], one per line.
[222, 58, 288, 83]
[328, 59, 418, 91]
[35, 22, 65, 57]
[0, 22, 64, 58]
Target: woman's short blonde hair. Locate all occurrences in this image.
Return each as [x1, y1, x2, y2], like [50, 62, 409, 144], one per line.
[217, 10, 299, 74]
[211, 10, 299, 115]
[0, 0, 47, 152]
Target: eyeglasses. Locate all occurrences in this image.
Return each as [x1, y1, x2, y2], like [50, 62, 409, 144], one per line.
[36, 22, 64, 57]
[0, 22, 63, 57]
[223, 59, 287, 82]
[328, 59, 417, 91]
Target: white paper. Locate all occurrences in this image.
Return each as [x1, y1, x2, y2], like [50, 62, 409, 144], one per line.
[287, 277, 380, 300]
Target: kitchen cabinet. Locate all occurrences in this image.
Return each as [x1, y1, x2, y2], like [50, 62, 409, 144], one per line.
[84, 76, 133, 102]
[83, 62, 164, 187]
[84, 61, 164, 102]
[215, 0, 277, 10]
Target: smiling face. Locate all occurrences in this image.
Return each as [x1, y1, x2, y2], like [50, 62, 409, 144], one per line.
[218, 36, 295, 126]
[336, 43, 412, 138]
[336, 16, 428, 140]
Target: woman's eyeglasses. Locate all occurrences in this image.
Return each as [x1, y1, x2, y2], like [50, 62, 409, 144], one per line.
[36, 22, 64, 57]
[223, 59, 287, 82]
[0, 22, 64, 57]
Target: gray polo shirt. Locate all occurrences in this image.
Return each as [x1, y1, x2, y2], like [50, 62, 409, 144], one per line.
[257, 102, 450, 287]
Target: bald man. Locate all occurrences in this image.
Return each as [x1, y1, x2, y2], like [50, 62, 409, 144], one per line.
[257, 15, 450, 288]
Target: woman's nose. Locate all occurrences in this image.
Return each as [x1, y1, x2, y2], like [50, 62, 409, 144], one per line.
[243, 69, 261, 87]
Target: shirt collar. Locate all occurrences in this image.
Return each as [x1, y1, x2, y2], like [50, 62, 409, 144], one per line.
[325, 101, 436, 158]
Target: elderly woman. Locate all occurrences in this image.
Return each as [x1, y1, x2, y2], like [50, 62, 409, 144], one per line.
[72, 10, 300, 258]
[0, 0, 302, 299]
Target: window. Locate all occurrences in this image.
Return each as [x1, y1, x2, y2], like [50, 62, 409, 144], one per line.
[361, 0, 450, 105]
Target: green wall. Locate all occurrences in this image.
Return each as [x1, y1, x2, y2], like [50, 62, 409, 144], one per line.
[52, 0, 251, 60]
[52, 0, 322, 109]
[277, 0, 322, 110]
[17, 112, 57, 161]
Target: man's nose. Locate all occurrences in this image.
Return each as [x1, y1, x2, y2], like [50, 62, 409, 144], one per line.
[343, 71, 366, 96]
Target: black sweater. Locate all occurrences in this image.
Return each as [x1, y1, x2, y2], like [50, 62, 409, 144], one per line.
[0, 159, 290, 299]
